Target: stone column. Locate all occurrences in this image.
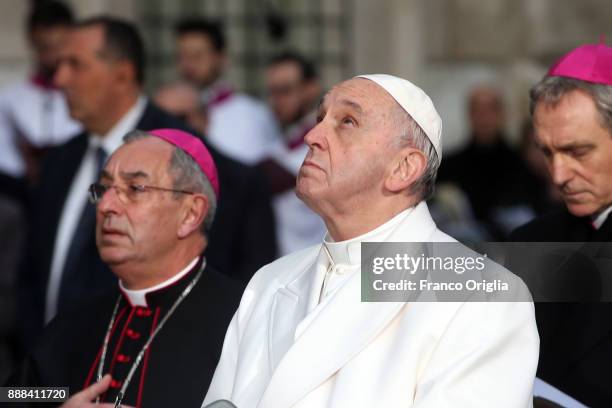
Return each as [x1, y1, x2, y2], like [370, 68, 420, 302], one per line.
[352, 0, 424, 82]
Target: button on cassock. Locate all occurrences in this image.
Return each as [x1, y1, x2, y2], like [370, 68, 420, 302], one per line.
[135, 308, 152, 317]
[116, 353, 131, 363]
[126, 329, 141, 340]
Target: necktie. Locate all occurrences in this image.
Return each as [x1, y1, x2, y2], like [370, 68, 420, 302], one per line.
[56, 146, 107, 316]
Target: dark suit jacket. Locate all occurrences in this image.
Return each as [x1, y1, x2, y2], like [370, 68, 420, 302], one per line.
[437, 138, 548, 239]
[19, 102, 276, 350]
[511, 211, 612, 408]
[9, 263, 243, 408]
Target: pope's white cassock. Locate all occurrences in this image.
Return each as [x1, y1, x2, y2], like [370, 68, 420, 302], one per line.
[203, 201, 539, 408]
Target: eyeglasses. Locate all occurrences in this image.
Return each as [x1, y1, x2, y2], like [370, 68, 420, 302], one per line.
[88, 182, 194, 204]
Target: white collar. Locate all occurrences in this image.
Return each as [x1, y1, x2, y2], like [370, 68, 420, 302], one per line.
[323, 206, 415, 266]
[592, 206, 612, 230]
[200, 80, 233, 105]
[119, 256, 200, 307]
[89, 96, 147, 155]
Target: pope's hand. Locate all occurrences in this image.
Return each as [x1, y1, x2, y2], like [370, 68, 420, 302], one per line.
[59, 375, 135, 408]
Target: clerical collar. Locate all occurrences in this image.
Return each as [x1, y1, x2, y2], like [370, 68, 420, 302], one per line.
[323, 207, 414, 266]
[592, 206, 612, 230]
[119, 256, 200, 307]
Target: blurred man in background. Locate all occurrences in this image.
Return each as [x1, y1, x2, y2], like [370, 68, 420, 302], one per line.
[265, 52, 320, 140]
[175, 18, 282, 165]
[0, 0, 80, 191]
[437, 85, 540, 238]
[0, 0, 79, 383]
[18, 16, 275, 354]
[512, 43, 612, 407]
[260, 52, 325, 255]
[19, 16, 161, 347]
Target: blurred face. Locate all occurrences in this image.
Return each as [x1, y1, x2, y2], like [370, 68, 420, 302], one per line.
[154, 84, 207, 132]
[176, 33, 224, 87]
[534, 90, 612, 217]
[266, 62, 308, 126]
[29, 25, 71, 79]
[296, 78, 398, 215]
[468, 88, 504, 144]
[54, 25, 123, 130]
[95, 138, 185, 272]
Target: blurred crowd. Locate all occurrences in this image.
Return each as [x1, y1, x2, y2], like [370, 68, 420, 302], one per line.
[0, 1, 562, 383]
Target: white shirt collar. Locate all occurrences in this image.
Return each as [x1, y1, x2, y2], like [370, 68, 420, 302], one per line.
[200, 79, 233, 106]
[323, 206, 415, 266]
[119, 256, 200, 307]
[592, 206, 612, 230]
[89, 96, 147, 155]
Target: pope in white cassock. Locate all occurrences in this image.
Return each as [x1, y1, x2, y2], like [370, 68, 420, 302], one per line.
[203, 74, 539, 408]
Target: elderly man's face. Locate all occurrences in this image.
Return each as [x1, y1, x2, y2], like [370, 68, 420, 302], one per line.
[54, 25, 123, 129]
[534, 89, 612, 217]
[296, 78, 399, 215]
[95, 138, 185, 272]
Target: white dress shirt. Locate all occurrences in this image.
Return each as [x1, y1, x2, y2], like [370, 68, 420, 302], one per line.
[203, 82, 283, 165]
[45, 96, 147, 323]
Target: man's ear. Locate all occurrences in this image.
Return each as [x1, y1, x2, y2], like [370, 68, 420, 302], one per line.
[384, 148, 427, 193]
[114, 60, 137, 86]
[177, 194, 209, 239]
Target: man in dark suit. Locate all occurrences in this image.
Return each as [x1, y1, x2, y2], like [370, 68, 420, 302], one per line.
[437, 85, 543, 239]
[19, 16, 276, 350]
[10, 129, 243, 407]
[512, 43, 612, 407]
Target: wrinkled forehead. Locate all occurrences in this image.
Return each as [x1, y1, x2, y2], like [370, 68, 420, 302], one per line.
[319, 78, 403, 128]
[103, 138, 174, 181]
[322, 78, 397, 112]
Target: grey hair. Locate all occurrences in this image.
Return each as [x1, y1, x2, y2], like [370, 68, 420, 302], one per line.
[530, 76, 612, 134]
[122, 129, 217, 236]
[392, 107, 440, 202]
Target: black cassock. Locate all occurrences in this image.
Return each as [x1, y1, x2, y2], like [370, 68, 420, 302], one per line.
[511, 210, 612, 408]
[9, 257, 243, 407]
